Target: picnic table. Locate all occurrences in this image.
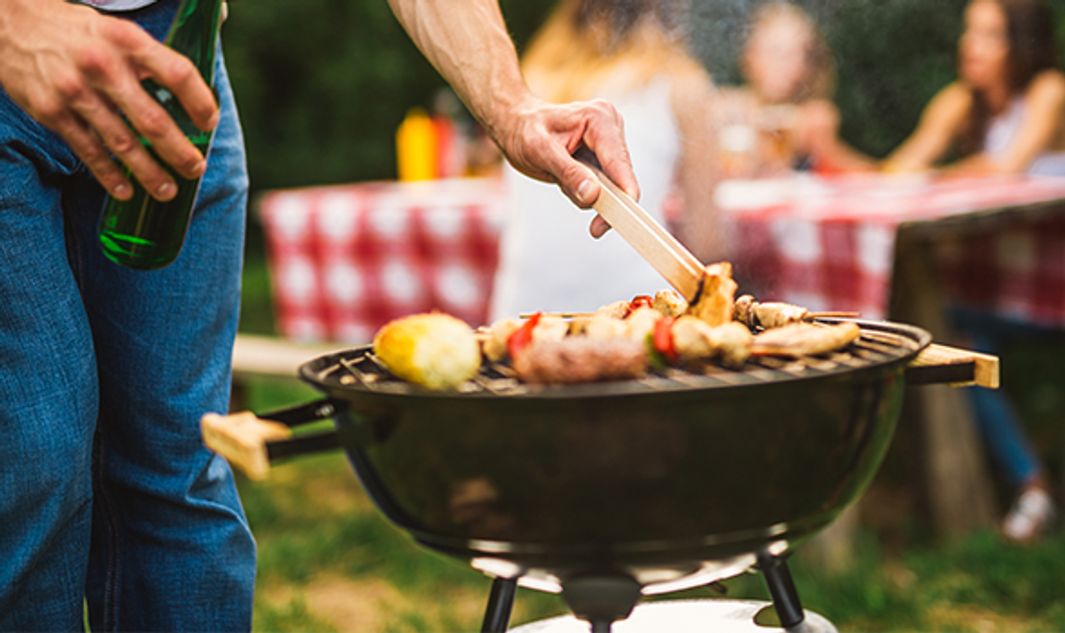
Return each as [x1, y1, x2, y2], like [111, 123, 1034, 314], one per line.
[259, 178, 503, 343]
[718, 173, 1065, 537]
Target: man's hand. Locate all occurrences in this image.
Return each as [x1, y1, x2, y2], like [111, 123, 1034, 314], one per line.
[387, 0, 639, 238]
[492, 97, 639, 238]
[0, 0, 219, 201]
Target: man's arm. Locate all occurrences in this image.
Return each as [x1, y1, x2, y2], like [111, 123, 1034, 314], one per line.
[0, 0, 218, 201]
[388, 0, 638, 236]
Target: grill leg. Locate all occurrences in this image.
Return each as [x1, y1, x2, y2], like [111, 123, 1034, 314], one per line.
[758, 552, 805, 629]
[562, 574, 641, 633]
[481, 577, 518, 633]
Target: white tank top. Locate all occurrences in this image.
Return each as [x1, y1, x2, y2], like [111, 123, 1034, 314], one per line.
[490, 78, 682, 319]
[984, 97, 1065, 176]
[81, 0, 158, 11]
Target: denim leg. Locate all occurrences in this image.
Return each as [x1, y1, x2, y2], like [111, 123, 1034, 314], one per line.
[0, 96, 99, 629]
[951, 309, 1043, 487]
[64, 54, 255, 631]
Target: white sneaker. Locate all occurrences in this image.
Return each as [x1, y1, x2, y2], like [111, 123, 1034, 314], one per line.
[1002, 487, 1056, 543]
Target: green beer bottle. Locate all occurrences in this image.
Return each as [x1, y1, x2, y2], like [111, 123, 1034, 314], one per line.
[98, 0, 226, 269]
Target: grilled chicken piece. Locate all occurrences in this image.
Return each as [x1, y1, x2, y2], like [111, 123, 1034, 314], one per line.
[751, 322, 861, 357]
[583, 314, 629, 340]
[482, 318, 521, 362]
[512, 337, 648, 384]
[624, 307, 660, 343]
[534, 315, 570, 344]
[734, 294, 756, 327]
[672, 317, 753, 366]
[653, 289, 688, 317]
[689, 262, 738, 327]
[708, 322, 754, 367]
[374, 313, 482, 390]
[595, 300, 630, 320]
[671, 316, 717, 361]
[733, 295, 811, 329]
[754, 302, 810, 329]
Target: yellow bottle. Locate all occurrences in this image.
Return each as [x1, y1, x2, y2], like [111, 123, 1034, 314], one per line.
[396, 107, 437, 181]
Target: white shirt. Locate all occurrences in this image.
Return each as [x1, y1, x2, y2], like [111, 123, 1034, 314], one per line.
[984, 96, 1065, 177]
[80, 0, 158, 11]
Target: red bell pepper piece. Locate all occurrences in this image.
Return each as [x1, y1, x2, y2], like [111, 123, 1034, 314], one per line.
[507, 312, 542, 359]
[652, 316, 677, 363]
[625, 295, 654, 317]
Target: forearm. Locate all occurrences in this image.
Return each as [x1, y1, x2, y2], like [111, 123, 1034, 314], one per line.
[387, 0, 639, 212]
[387, 0, 530, 138]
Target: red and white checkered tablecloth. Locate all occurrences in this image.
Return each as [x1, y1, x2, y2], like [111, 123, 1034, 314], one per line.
[261, 174, 1065, 343]
[259, 178, 505, 342]
[719, 174, 1065, 327]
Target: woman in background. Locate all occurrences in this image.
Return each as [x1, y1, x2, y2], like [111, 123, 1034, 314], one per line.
[824, 0, 1065, 176]
[715, 2, 862, 177]
[490, 0, 723, 317]
[881, 0, 1065, 541]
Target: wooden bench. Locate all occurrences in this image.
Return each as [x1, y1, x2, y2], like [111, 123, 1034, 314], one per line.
[230, 334, 348, 408]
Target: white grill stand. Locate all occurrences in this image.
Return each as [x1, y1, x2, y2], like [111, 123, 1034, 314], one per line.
[510, 600, 838, 633]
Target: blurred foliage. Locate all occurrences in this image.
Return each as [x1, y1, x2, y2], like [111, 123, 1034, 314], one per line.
[222, 0, 554, 191]
[222, 0, 1065, 192]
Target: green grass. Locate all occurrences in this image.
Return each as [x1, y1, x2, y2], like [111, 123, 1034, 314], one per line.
[238, 430, 1065, 632]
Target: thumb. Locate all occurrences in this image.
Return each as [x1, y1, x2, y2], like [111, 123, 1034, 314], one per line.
[545, 145, 600, 208]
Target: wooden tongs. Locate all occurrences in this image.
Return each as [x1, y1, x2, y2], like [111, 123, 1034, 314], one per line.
[578, 149, 704, 303]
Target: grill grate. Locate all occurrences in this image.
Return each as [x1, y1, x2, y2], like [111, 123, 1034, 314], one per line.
[308, 321, 923, 398]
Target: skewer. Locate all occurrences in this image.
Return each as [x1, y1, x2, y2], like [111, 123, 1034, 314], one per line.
[519, 312, 591, 320]
[518, 310, 861, 322]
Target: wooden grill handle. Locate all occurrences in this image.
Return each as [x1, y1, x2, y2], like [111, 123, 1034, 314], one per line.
[908, 343, 1000, 389]
[201, 411, 292, 481]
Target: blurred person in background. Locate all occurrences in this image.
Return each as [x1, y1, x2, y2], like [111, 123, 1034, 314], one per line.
[882, 0, 1065, 176]
[715, 1, 865, 177]
[873, 0, 1064, 541]
[491, 0, 723, 317]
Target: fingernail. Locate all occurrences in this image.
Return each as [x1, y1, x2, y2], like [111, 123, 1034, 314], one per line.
[156, 182, 176, 200]
[113, 184, 132, 199]
[190, 160, 207, 176]
[207, 112, 221, 129]
[576, 179, 594, 205]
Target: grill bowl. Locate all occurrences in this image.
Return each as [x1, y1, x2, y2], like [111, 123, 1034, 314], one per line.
[298, 319, 930, 590]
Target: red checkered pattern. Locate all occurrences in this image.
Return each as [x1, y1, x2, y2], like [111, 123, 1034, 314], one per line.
[260, 179, 504, 342]
[262, 175, 1065, 343]
[721, 174, 1065, 326]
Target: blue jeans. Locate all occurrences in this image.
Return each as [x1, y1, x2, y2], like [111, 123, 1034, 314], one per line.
[0, 2, 255, 629]
[952, 308, 1045, 488]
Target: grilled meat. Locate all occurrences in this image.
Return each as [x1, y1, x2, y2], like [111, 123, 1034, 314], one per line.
[653, 289, 688, 317]
[671, 316, 753, 366]
[512, 337, 649, 384]
[751, 322, 861, 357]
[689, 262, 737, 327]
[482, 318, 521, 362]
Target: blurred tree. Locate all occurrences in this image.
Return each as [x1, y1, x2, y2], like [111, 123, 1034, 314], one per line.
[222, 0, 554, 190]
[223, 0, 1065, 192]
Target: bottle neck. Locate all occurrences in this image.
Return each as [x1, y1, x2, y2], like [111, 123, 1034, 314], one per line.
[164, 0, 225, 85]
